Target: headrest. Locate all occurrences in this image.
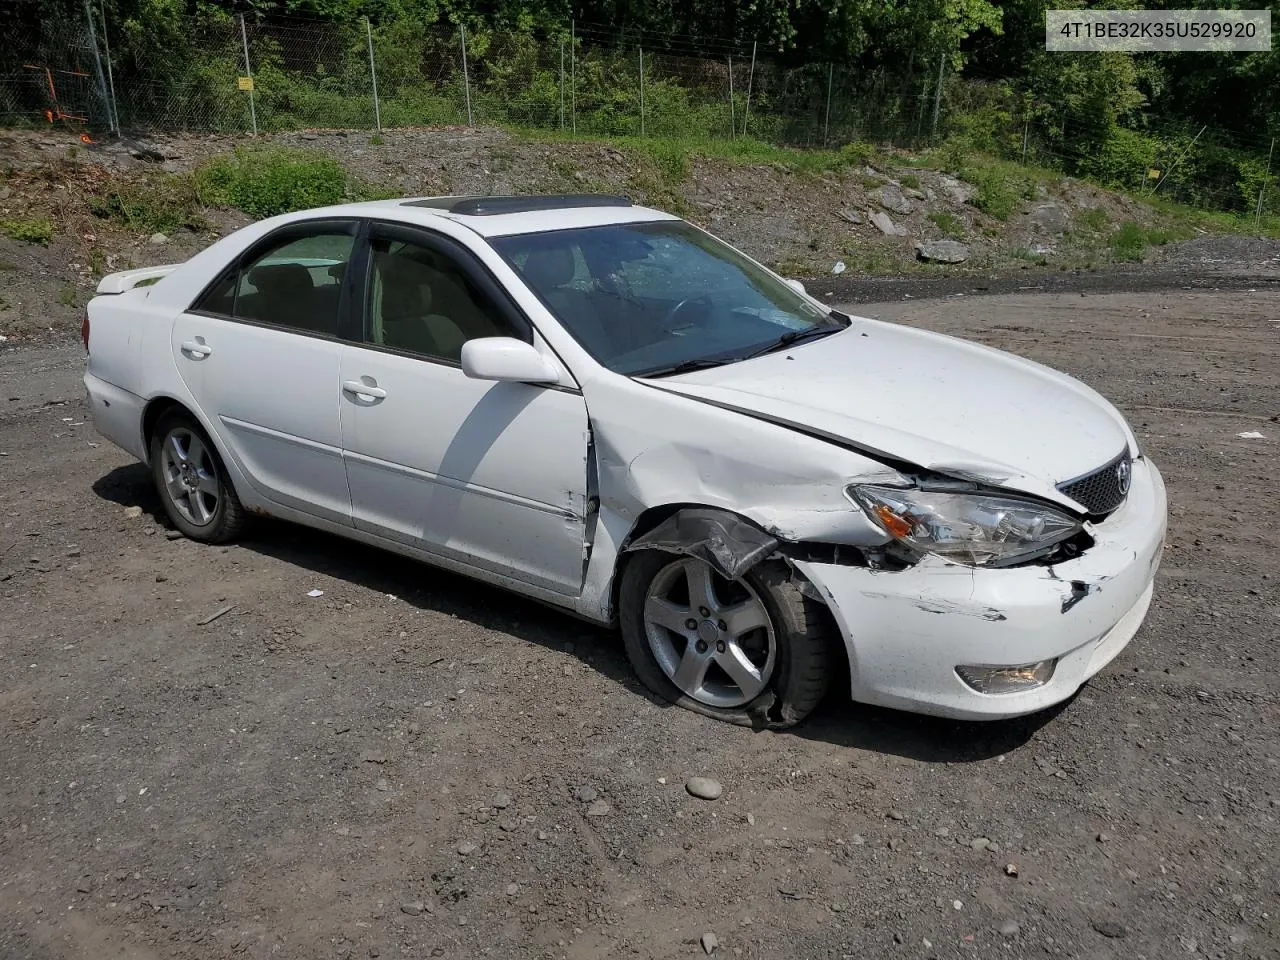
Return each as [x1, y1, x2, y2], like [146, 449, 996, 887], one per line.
[521, 246, 576, 288]
[248, 262, 313, 298]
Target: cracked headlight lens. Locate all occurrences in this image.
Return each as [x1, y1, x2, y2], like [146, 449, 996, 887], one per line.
[848, 485, 1082, 567]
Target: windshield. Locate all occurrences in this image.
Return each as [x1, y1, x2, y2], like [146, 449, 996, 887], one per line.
[490, 221, 844, 376]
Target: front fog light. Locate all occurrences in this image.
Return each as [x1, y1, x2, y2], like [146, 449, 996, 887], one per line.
[956, 659, 1057, 694]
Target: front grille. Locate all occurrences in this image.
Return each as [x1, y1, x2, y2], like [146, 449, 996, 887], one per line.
[1057, 450, 1132, 517]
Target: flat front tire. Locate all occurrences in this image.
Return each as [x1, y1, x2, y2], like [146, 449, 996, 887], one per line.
[150, 410, 245, 543]
[619, 551, 834, 728]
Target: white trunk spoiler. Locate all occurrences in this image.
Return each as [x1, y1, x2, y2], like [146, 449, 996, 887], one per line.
[95, 264, 180, 295]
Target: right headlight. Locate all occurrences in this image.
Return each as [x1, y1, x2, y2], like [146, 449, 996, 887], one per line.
[848, 484, 1083, 567]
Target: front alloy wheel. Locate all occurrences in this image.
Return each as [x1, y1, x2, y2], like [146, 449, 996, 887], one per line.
[642, 557, 777, 708]
[620, 551, 834, 728]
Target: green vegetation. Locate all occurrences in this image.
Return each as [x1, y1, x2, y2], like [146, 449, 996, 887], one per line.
[195, 146, 394, 219]
[5, 0, 1280, 221]
[88, 175, 206, 234]
[196, 148, 350, 219]
[927, 211, 964, 238]
[1077, 208, 1110, 233]
[1, 218, 53, 245]
[1109, 221, 1185, 262]
[1110, 222, 1147, 262]
[57, 285, 77, 307]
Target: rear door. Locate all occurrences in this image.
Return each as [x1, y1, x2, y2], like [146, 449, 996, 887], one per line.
[338, 221, 592, 595]
[172, 219, 360, 525]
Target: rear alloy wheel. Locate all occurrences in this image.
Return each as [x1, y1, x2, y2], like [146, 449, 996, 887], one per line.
[150, 410, 245, 543]
[619, 551, 834, 728]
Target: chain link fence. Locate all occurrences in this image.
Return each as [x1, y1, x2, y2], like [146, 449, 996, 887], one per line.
[0, 9, 1273, 220]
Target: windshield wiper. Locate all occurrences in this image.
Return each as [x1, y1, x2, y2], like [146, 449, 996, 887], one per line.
[742, 319, 847, 359]
[633, 357, 740, 378]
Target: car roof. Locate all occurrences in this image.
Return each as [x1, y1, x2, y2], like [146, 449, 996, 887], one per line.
[287, 194, 681, 238]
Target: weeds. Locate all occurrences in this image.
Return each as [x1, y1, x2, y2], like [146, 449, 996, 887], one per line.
[88, 174, 206, 234]
[196, 147, 350, 219]
[1111, 221, 1147, 261]
[57, 285, 78, 307]
[927, 211, 965, 238]
[1077, 208, 1109, 232]
[1, 218, 53, 245]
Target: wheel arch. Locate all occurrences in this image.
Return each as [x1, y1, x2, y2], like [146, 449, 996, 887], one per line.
[141, 395, 188, 462]
[606, 504, 848, 685]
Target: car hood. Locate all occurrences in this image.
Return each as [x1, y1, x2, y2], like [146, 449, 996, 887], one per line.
[641, 316, 1136, 508]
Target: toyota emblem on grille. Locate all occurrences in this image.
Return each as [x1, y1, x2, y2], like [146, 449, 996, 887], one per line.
[1115, 458, 1132, 496]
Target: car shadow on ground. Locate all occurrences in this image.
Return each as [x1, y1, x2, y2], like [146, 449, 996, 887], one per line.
[93, 462, 1062, 764]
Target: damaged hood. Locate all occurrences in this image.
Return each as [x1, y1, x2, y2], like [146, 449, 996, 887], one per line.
[643, 317, 1136, 504]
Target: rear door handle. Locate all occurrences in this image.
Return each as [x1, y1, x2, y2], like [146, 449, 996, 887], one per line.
[180, 339, 212, 359]
[342, 379, 387, 400]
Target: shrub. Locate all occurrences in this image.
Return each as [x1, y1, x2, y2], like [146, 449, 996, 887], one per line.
[88, 175, 206, 234]
[196, 147, 349, 218]
[1111, 221, 1146, 261]
[0, 218, 53, 245]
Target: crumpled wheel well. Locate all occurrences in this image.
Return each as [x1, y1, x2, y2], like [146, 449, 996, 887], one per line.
[609, 504, 851, 689]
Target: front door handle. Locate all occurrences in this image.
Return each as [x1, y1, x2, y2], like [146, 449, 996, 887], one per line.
[342, 379, 387, 400]
[180, 339, 212, 359]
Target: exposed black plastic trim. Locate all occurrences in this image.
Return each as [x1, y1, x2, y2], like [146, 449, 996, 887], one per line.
[402, 194, 633, 216]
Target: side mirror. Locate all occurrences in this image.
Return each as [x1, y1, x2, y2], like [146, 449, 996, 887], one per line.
[784, 278, 807, 295]
[460, 337, 560, 384]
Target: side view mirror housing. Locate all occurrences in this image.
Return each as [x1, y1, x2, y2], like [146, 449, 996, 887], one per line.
[460, 337, 560, 384]
[784, 278, 807, 295]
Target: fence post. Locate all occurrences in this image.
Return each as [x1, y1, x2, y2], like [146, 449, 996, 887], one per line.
[365, 17, 381, 133]
[727, 56, 735, 139]
[460, 23, 473, 127]
[238, 15, 257, 136]
[97, 0, 119, 134]
[930, 55, 944, 141]
[638, 46, 645, 136]
[81, 0, 113, 134]
[1151, 125, 1205, 196]
[1255, 137, 1275, 230]
[823, 63, 833, 146]
[559, 38, 565, 130]
[742, 40, 756, 138]
[570, 19, 576, 135]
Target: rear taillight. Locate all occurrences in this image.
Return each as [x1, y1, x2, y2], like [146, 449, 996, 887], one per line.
[81, 312, 90, 351]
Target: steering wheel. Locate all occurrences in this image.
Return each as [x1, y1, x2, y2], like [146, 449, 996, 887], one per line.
[660, 294, 714, 334]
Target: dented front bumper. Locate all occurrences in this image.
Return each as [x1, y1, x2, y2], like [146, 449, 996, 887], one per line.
[795, 457, 1167, 720]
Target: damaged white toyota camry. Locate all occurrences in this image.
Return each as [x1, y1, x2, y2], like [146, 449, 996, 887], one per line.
[83, 194, 1166, 727]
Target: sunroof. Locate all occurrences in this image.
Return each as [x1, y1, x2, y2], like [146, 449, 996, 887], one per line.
[402, 194, 633, 216]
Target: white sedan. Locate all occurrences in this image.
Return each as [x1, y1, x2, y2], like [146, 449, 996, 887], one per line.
[83, 194, 1167, 726]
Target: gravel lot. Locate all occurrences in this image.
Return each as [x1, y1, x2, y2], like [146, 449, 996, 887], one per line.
[1, 287, 1277, 960]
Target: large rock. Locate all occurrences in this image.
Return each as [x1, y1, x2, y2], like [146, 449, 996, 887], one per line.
[914, 240, 970, 263]
[1027, 202, 1070, 235]
[938, 175, 974, 204]
[875, 183, 914, 215]
[870, 211, 905, 236]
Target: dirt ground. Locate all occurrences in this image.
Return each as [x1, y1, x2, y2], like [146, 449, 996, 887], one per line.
[1, 285, 1278, 960]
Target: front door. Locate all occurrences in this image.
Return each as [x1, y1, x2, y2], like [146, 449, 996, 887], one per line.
[171, 219, 359, 525]
[338, 222, 591, 596]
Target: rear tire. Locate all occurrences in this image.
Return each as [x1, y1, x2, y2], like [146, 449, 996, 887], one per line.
[150, 410, 245, 544]
[619, 551, 834, 728]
